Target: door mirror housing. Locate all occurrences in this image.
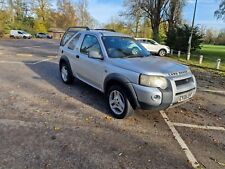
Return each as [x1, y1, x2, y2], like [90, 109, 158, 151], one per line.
[88, 51, 103, 60]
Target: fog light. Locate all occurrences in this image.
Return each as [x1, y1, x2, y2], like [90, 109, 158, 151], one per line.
[152, 95, 161, 101]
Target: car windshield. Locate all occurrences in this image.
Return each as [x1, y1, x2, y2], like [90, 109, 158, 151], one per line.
[102, 36, 150, 58]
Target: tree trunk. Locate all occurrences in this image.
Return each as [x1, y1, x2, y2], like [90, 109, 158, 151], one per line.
[151, 12, 160, 42]
[152, 24, 160, 42]
[135, 17, 139, 37]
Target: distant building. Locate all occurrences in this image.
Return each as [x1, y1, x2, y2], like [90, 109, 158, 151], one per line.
[48, 28, 65, 39]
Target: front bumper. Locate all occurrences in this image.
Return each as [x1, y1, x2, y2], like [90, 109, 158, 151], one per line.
[133, 83, 173, 110]
[166, 49, 170, 54]
[132, 74, 197, 110]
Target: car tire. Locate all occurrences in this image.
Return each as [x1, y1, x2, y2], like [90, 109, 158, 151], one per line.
[158, 49, 167, 57]
[23, 36, 27, 39]
[60, 62, 74, 84]
[107, 85, 134, 119]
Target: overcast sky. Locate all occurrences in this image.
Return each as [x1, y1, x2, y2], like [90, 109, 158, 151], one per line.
[70, 0, 225, 30]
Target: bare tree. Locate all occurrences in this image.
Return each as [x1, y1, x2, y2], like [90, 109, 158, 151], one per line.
[32, 0, 50, 22]
[76, 0, 95, 27]
[121, 0, 143, 37]
[122, 0, 170, 41]
[122, 0, 187, 41]
[0, 0, 7, 10]
[215, 0, 225, 21]
[167, 0, 185, 31]
[55, 0, 77, 28]
[138, 0, 170, 41]
[204, 28, 216, 44]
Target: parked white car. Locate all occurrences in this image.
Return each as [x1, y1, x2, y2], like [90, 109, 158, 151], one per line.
[136, 38, 170, 57]
[10, 30, 32, 39]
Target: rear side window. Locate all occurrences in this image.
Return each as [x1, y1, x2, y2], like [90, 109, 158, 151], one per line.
[68, 33, 81, 50]
[60, 31, 78, 46]
[80, 35, 102, 55]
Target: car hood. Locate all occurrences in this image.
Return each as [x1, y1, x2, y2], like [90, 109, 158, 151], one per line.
[109, 56, 189, 76]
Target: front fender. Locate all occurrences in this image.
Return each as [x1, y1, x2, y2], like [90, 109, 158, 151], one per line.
[104, 73, 140, 109]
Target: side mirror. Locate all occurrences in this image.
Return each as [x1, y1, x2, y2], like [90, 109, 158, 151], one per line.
[88, 51, 103, 60]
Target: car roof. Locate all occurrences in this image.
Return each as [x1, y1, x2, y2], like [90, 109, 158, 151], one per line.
[80, 30, 132, 37]
[66, 27, 131, 38]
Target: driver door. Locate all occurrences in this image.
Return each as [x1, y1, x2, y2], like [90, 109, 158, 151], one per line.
[18, 31, 23, 38]
[76, 34, 106, 91]
[146, 40, 158, 53]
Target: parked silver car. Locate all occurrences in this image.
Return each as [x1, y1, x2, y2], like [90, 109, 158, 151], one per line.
[58, 27, 197, 119]
[35, 33, 52, 39]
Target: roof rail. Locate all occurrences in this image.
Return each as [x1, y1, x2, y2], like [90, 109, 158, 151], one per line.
[66, 26, 90, 32]
[94, 29, 116, 32]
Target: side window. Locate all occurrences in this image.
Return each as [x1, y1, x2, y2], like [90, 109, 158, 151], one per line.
[60, 31, 78, 46]
[68, 33, 81, 50]
[148, 40, 156, 45]
[80, 35, 102, 56]
[146, 40, 151, 44]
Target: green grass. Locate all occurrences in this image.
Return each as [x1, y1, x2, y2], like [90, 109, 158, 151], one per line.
[194, 44, 225, 60]
[170, 44, 225, 74]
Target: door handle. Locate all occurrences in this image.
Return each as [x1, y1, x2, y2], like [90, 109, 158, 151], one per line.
[76, 55, 80, 59]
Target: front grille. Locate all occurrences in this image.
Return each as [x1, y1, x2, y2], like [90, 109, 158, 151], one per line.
[175, 77, 193, 86]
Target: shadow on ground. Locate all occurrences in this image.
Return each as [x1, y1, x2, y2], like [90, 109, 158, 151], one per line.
[25, 60, 112, 116]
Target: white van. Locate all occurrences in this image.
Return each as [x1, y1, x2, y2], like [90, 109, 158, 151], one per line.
[10, 30, 32, 39]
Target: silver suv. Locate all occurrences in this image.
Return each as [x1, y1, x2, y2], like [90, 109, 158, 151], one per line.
[58, 27, 197, 119]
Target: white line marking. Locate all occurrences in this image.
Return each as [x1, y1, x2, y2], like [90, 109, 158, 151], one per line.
[32, 58, 51, 64]
[200, 89, 225, 94]
[22, 45, 41, 48]
[16, 53, 33, 57]
[173, 122, 225, 131]
[0, 60, 24, 64]
[0, 58, 52, 65]
[47, 55, 58, 59]
[160, 111, 200, 168]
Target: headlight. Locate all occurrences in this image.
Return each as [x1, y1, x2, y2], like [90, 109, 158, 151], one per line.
[139, 75, 168, 89]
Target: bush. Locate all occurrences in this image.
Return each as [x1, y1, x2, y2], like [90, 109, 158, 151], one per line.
[166, 24, 203, 52]
[215, 31, 225, 45]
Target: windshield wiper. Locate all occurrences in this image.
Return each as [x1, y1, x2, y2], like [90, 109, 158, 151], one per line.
[125, 55, 144, 58]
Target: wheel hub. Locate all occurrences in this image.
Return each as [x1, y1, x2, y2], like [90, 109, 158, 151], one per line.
[109, 90, 125, 115]
[61, 66, 68, 82]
